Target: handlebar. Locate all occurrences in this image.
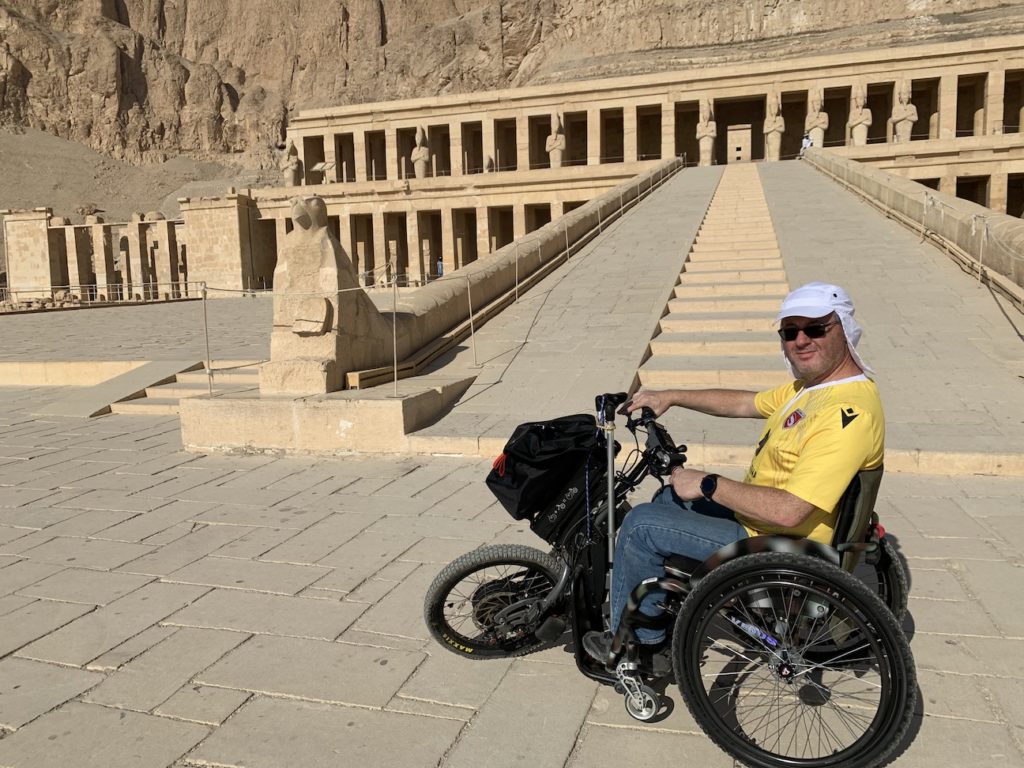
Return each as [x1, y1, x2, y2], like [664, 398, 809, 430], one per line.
[595, 393, 688, 480]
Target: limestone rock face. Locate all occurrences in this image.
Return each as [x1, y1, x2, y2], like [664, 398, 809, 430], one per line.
[0, 0, 1016, 166]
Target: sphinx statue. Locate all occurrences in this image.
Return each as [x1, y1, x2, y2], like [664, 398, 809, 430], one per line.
[260, 196, 392, 395]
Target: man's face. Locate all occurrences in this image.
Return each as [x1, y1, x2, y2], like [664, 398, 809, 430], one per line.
[780, 312, 852, 385]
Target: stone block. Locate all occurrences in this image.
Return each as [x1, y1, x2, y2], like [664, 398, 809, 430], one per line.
[179, 375, 474, 455]
[0, 599, 94, 657]
[443, 659, 597, 768]
[0, 702, 208, 768]
[85, 627, 247, 712]
[17, 582, 208, 666]
[165, 588, 366, 639]
[164, 555, 329, 595]
[153, 684, 251, 726]
[17, 567, 154, 605]
[0, 658, 102, 729]
[197, 634, 424, 707]
[187, 697, 462, 768]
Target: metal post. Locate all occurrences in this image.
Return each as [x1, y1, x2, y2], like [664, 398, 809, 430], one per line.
[201, 282, 213, 397]
[392, 278, 399, 397]
[466, 276, 478, 366]
[606, 418, 616, 570]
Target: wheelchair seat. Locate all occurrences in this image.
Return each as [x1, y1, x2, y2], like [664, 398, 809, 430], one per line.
[830, 465, 884, 571]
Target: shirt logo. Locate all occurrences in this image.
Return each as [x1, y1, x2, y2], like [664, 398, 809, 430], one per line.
[841, 407, 859, 429]
[783, 410, 805, 429]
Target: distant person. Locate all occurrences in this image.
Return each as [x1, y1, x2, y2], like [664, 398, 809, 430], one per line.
[436, 258, 444, 278]
[800, 133, 813, 157]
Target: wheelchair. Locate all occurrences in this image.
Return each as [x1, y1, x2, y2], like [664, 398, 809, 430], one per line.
[425, 393, 916, 768]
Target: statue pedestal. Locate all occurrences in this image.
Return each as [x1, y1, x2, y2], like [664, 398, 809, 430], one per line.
[180, 374, 475, 455]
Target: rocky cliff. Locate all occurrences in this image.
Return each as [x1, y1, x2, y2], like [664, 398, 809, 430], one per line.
[0, 0, 1019, 167]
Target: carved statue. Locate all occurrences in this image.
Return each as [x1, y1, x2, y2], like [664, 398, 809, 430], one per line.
[763, 93, 785, 162]
[848, 86, 872, 147]
[804, 88, 829, 147]
[695, 98, 717, 167]
[890, 81, 918, 143]
[410, 126, 430, 179]
[277, 138, 302, 187]
[260, 196, 392, 395]
[545, 111, 566, 168]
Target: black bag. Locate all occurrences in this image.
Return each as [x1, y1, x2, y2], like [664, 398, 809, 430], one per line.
[486, 414, 607, 544]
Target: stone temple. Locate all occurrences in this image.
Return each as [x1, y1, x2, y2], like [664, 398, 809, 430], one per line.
[3, 32, 1024, 301]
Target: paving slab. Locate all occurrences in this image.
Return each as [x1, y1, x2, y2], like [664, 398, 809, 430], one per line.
[187, 696, 464, 768]
[0, 657, 103, 729]
[0, 701, 209, 768]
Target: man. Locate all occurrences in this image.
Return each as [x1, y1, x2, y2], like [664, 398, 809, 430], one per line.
[583, 282, 885, 663]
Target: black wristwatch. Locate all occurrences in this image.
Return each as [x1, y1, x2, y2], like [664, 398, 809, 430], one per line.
[700, 473, 720, 502]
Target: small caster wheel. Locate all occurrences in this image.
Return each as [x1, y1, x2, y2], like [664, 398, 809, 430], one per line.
[613, 682, 625, 695]
[624, 684, 660, 721]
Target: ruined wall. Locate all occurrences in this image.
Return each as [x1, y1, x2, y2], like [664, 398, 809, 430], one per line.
[0, 0, 1016, 165]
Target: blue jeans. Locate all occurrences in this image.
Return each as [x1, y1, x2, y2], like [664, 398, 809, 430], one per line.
[611, 486, 748, 644]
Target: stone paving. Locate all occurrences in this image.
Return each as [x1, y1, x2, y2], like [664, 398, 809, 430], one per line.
[1, 159, 1024, 767]
[0, 385, 1023, 767]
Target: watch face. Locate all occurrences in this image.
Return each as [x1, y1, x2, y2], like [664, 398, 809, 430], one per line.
[701, 474, 718, 498]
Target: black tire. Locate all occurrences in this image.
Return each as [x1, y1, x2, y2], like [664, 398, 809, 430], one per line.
[424, 544, 564, 660]
[673, 552, 916, 768]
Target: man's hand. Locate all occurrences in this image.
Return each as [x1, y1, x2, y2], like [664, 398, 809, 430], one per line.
[627, 390, 672, 417]
[670, 467, 705, 500]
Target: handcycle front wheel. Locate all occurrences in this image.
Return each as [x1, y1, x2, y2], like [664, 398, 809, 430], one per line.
[423, 544, 563, 659]
[673, 552, 916, 768]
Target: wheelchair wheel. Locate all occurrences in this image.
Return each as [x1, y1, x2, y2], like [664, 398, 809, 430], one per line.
[424, 545, 563, 659]
[673, 552, 916, 768]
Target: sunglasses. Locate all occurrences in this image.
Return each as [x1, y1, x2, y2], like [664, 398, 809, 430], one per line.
[777, 320, 838, 342]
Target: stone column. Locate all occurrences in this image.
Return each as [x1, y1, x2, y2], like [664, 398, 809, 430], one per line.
[476, 206, 490, 257]
[323, 133, 338, 182]
[482, 117, 496, 173]
[450, 121, 464, 175]
[90, 219, 116, 299]
[406, 210, 423, 284]
[587, 108, 601, 165]
[515, 115, 529, 171]
[551, 201, 565, 221]
[990, 172, 1009, 214]
[440, 207, 456, 275]
[385, 127, 400, 181]
[513, 204, 526, 240]
[938, 175, 956, 197]
[294, 138, 306, 186]
[938, 75, 958, 140]
[352, 129, 368, 181]
[64, 226, 87, 294]
[623, 105, 638, 163]
[125, 215, 147, 299]
[661, 102, 675, 160]
[372, 212, 388, 284]
[154, 220, 178, 297]
[986, 70, 1005, 136]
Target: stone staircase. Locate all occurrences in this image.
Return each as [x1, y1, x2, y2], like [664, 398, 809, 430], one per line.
[639, 165, 791, 389]
[109, 361, 262, 415]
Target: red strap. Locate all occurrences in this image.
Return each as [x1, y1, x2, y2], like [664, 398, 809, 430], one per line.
[874, 522, 886, 539]
[492, 453, 507, 477]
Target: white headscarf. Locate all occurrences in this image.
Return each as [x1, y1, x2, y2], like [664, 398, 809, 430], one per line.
[775, 282, 874, 377]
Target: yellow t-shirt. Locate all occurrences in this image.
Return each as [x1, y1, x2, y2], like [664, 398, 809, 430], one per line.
[738, 376, 885, 544]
